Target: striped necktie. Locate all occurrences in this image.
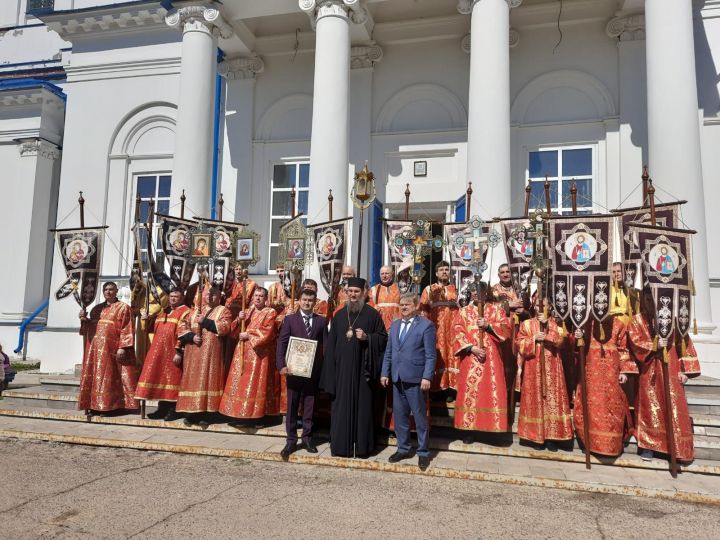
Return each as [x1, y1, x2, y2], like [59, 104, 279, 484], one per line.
[303, 315, 312, 337]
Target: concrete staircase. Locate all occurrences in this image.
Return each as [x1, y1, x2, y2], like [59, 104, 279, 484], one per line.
[2, 373, 719, 476]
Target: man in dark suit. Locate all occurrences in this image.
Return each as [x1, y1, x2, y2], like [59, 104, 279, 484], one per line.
[381, 292, 436, 470]
[276, 288, 326, 459]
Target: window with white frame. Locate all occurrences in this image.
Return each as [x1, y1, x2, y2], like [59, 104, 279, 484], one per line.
[135, 173, 171, 269]
[526, 146, 594, 215]
[269, 162, 309, 272]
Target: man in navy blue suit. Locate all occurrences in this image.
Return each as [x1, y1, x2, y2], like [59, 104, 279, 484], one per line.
[277, 288, 326, 459]
[381, 292, 436, 470]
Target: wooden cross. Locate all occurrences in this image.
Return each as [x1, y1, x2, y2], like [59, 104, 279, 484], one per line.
[394, 220, 445, 287]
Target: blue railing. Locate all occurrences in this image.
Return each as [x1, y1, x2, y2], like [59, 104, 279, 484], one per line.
[14, 298, 49, 355]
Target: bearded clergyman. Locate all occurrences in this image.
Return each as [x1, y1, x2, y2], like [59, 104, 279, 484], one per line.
[320, 277, 387, 458]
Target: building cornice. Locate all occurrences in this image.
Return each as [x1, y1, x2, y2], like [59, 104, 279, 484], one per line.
[0, 84, 65, 110]
[39, 1, 171, 40]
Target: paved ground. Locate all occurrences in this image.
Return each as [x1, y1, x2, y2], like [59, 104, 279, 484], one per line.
[1, 438, 718, 539]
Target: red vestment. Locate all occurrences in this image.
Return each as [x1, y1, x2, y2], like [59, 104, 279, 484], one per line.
[516, 318, 573, 444]
[573, 318, 637, 456]
[452, 303, 511, 432]
[368, 283, 401, 331]
[135, 305, 190, 402]
[628, 314, 700, 461]
[78, 301, 138, 412]
[219, 305, 280, 418]
[420, 283, 459, 390]
[176, 305, 232, 413]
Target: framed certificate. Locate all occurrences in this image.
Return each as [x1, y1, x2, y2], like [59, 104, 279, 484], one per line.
[286, 336, 318, 378]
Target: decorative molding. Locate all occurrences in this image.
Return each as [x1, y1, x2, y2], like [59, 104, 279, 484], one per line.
[219, 54, 265, 80]
[511, 69, 616, 125]
[458, 0, 522, 14]
[606, 14, 645, 41]
[375, 84, 467, 133]
[43, 3, 170, 39]
[300, 0, 368, 28]
[18, 139, 61, 160]
[350, 43, 383, 69]
[461, 28, 520, 53]
[165, 5, 233, 39]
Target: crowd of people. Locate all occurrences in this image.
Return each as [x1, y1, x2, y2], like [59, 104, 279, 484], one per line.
[76, 259, 701, 470]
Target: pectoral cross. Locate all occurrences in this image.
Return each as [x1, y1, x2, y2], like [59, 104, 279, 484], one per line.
[394, 219, 446, 289]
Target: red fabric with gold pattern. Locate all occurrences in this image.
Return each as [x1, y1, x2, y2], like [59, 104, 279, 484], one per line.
[573, 317, 637, 456]
[176, 305, 232, 413]
[516, 317, 573, 444]
[78, 301, 138, 412]
[628, 314, 699, 461]
[420, 283, 459, 390]
[452, 303, 510, 432]
[135, 305, 190, 401]
[368, 283, 401, 331]
[220, 305, 280, 419]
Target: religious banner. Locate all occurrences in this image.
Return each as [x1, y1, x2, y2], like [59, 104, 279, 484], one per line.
[311, 217, 351, 297]
[159, 214, 197, 288]
[393, 219, 446, 291]
[384, 219, 413, 293]
[549, 215, 614, 328]
[499, 218, 535, 299]
[613, 202, 682, 286]
[54, 227, 105, 307]
[192, 218, 246, 291]
[629, 224, 694, 339]
[444, 217, 500, 274]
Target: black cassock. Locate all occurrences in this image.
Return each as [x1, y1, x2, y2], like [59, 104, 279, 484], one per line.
[320, 303, 387, 457]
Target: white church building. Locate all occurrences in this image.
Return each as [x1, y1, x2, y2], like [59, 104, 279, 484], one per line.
[1, 0, 719, 376]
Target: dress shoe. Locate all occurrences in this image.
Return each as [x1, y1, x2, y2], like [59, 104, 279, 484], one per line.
[545, 441, 558, 453]
[147, 409, 166, 420]
[388, 451, 411, 463]
[163, 410, 181, 422]
[299, 441, 318, 453]
[281, 442, 297, 460]
[197, 419, 210, 430]
[418, 455, 430, 471]
[183, 417, 194, 427]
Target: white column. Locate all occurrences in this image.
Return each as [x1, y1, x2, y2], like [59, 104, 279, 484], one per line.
[301, 0, 364, 221]
[166, 6, 232, 218]
[458, 0, 521, 218]
[645, 0, 714, 330]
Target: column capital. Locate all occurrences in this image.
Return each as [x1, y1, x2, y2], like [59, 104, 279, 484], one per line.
[461, 28, 520, 53]
[350, 42, 383, 69]
[300, 0, 368, 27]
[18, 139, 61, 160]
[219, 54, 265, 80]
[165, 5, 233, 39]
[458, 0, 522, 15]
[606, 13, 645, 41]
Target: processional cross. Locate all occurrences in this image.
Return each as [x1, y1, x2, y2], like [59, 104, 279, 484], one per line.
[453, 216, 502, 279]
[394, 220, 446, 291]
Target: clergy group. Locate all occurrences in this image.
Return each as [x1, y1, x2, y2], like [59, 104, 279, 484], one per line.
[77, 259, 702, 469]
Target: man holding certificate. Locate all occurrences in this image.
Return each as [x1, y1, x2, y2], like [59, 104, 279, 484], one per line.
[276, 288, 326, 459]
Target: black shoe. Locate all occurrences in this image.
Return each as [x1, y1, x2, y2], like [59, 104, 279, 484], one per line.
[418, 455, 430, 471]
[197, 419, 210, 429]
[281, 442, 297, 460]
[388, 451, 411, 463]
[147, 409, 166, 420]
[299, 441, 318, 453]
[183, 417, 194, 427]
[163, 410, 181, 422]
[462, 435, 474, 445]
[545, 441, 558, 452]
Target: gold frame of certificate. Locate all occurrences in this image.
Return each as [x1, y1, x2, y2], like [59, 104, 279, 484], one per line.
[285, 336, 318, 378]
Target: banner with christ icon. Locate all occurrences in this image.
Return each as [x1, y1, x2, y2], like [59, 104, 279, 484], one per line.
[628, 223, 694, 340]
[311, 217, 351, 298]
[499, 218, 535, 299]
[55, 227, 106, 307]
[549, 215, 614, 328]
[613, 202, 683, 287]
[159, 214, 197, 288]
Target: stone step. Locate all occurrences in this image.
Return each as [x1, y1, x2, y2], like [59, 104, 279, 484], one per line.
[1, 401, 719, 472]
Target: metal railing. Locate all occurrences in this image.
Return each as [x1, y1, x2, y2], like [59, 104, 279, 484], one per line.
[14, 298, 49, 358]
[27, 0, 55, 14]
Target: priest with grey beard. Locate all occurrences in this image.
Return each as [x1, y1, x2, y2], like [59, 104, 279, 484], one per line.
[321, 277, 388, 458]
